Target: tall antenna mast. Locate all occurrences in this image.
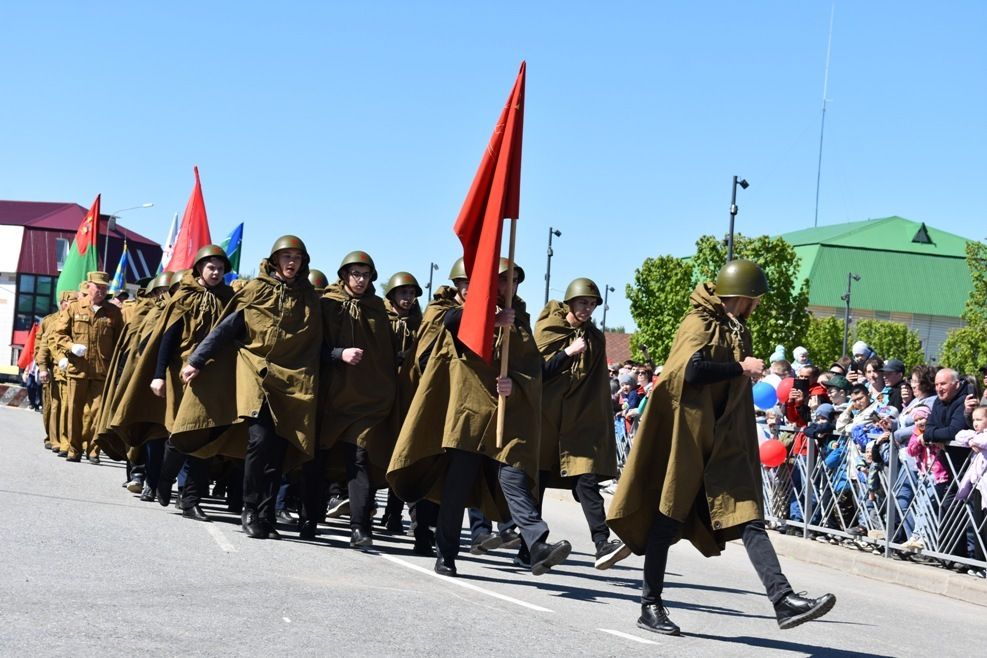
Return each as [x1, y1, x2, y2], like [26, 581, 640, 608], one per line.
[814, 4, 835, 228]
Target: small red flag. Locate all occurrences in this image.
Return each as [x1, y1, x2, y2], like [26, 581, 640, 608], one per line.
[165, 166, 212, 271]
[75, 194, 100, 255]
[18, 322, 40, 370]
[453, 62, 526, 363]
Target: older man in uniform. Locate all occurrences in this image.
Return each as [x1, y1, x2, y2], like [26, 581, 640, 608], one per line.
[52, 272, 124, 462]
[608, 259, 836, 636]
[35, 291, 76, 452]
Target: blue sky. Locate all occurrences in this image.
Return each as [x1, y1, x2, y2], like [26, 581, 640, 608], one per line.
[2, 2, 984, 330]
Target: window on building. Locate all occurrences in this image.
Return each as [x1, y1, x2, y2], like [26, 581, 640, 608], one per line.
[55, 238, 69, 271]
[15, 274, 57, 331]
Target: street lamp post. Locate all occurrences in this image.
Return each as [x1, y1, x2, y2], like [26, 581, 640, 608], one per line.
[727, 176, 749, 262]
[544, 226, 562, 305]
[602, 284, 616, 332]
[104, 203, 153, 270]
[841, 272, 861, 357]
[425, 262, 439, 299]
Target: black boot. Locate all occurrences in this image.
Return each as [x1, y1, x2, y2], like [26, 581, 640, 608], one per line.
[181, 505, 211, 522]
[774, 592, 837, 629]
[299, 520, 318, 540]
[350, 527, 373, 548]
[529, 539, 572, 576]
[434, 556, 457, 576]
[637, 602, 681, 636]
[242, 509, 267, 539]
[156, 480, 172, 507]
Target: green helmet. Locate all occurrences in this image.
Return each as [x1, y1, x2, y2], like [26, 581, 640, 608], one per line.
[714, 259, 770, 298]
[192, 244, 232, 276]
[449, 257, 467, 282]
[308, 269, 329, 290]
[168, 270, 186, 288]
[269, 235, 310, 266]
[564, 277, 603, 305]
[147, 273, 171, 293]
[385, 272, 423, 298]
[498, 257, 525, 283]
[337, 250, 377, 282]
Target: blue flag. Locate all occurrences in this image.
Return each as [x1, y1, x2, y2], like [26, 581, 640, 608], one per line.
[109, 241, 131, 295]
[220, 223, 243, 283]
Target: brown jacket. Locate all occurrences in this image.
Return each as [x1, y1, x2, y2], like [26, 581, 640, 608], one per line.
[52, 297, 123, 380]
[607, 283, 764, 557]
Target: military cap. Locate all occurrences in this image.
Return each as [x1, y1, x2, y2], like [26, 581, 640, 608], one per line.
[714, 259, 769, 298]
[308, 269, 329, 291]
[498, 257, 525, 283]
[385, 272, 423, 298]
[564, 277, 603, 305]
[86, 271, 111, 286]
[269, 235, 310, 266]
[192, 244, 232, 276]
[449, 257, 467, 282]
[338, 251, 377, 282]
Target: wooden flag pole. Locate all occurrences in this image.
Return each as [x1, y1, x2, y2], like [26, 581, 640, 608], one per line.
[495, 216, 518, 448]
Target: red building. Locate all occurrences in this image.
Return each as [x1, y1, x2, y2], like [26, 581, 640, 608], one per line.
[0, 200, 162, 367]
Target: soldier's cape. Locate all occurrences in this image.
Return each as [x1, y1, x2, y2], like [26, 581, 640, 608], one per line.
[384, 296, 422, 421]
[170, 259, 322, 468]
[607, 283, 764, 557]
[387, 295, 542, 521]
[534, 300, 617, 487]
[318, 281, 398, 484]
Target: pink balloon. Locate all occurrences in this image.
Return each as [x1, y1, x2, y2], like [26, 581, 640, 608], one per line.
[760, 439, 787, 468]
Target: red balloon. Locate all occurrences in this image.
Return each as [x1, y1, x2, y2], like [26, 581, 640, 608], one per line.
[775, 377, 795, 405]
[760, 439, 787, 468]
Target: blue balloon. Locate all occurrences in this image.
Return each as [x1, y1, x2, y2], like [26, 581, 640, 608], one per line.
[753, 381, 778, 410]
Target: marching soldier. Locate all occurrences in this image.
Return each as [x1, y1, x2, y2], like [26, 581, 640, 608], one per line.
[35, 291, 76, 452]
[304, 251, 397, 546]
[173, 236, 322, 540]
[51, 272, 123, 462]
[607, 260, 836, 636]
[389, 258, 572, 577]
[534, 278, 630, 570]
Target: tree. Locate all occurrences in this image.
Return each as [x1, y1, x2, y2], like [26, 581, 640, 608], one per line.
[854, 319, 925, 368]
[691, 233, 811, 359]
[626, 255, 693, 362]
[940, 239, 987, 374]
[805, 315, 844, 367]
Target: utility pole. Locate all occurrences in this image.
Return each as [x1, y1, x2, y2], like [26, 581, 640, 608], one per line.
[544, 226, 561, 305]
[727, 176, 749, 262]
[602, 284, 616, 332]
[841, 272, 861, 357]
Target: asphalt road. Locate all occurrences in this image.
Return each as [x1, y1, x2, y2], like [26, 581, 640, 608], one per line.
[0, 405, 982, 657]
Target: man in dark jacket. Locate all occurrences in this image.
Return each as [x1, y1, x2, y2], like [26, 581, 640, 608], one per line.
[925, 368, 973, 558]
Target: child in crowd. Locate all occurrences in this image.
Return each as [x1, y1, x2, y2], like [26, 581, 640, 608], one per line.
[956, 405, 987, 574]
[793, 346, 811, 367]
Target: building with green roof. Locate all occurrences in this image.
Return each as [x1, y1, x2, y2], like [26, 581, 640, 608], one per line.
[779, 216, 974, 361]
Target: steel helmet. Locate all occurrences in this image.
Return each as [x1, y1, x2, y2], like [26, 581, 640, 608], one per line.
[449, 257, 467, 282]
[269, 235, 310, 266]
[192, 244, 232, 276]
[498, 257, 525, 283]
[168, 270, 187, 288]
[563, 277, 603, 305]
[308, 269, 329, 291]
[714, 259, 769, 298]
[147, 273, 172, 293]
[337, 250, 377, 282]
[385, 272, 423, 298]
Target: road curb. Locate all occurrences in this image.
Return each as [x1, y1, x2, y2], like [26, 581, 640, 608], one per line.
[768, 531, 987, 607]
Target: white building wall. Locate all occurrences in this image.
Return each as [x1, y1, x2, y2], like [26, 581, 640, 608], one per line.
[0, 272, 17, 366]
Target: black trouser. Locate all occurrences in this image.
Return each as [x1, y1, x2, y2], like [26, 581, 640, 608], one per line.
[642, 512, 793, 606]
[383, 488, 404, 521]
[436, 449, 548, 561]
[144, 438, 166, 490]
[344, 443, 373, 532]
[412, 499, 440, 542]
[160, 440, 210, 509]
[244, 405, 288, 524]
[300, 449, 329, 523]
[571, 473, 610, 547]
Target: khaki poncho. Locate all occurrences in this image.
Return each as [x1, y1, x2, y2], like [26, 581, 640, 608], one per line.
[534, 300, 617, 487]
[607, 283, 764, 557]
[170, 260, 322, 467]
[387, 295, 542, 520]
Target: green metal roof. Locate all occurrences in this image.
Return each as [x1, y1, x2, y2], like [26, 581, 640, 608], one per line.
[780, 217, 974, 318]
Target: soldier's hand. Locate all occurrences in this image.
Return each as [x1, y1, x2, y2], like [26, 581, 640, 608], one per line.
[342, 348, 364, 365]
[740, 356, 764, 378]
[39, 370, 50, 385]
[70, 343, 88, 357]
[57, 358, 68, 370]
[181, 365, 200, 383]
[150, 378, 166, 398]
[494, 308, 515, 327]
[565, 337, 587, 357]
[496, 376, 513, 397]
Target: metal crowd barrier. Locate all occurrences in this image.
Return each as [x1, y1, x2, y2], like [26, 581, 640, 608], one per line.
[761, 430, 987, 572]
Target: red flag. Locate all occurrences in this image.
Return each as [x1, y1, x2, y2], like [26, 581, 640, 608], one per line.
[165, 166, 212, 271]
[18, 322, 40, 370]
[453, 61, 526, 363]
[75, 194, 100, 255]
